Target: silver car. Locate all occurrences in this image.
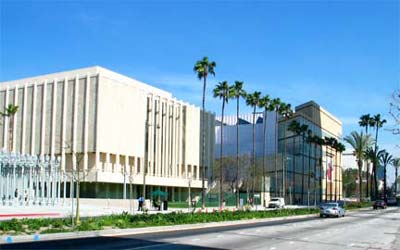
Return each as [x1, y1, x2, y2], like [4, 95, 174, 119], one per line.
[320, 202, 345, 218]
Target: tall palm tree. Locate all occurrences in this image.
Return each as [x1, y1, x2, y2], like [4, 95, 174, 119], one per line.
[344, 131, 373, 202]
[359, 114, 372, 134]
[323, 137, 333, 202]
[245, 91, 262, 200]
[379, 150, 393, 203]
[298, 124, 309, 203]
[257, 95, 271, 207]
[359, 114, 372, 200]
[370, 114, 387, 199]
[335, 142, 346, 200]
[364, 147, 379, 198]
[194, 56, 216, 209]
[231, 81, 246, 208]
[287, 120, 301, 204]
[213, 81, 232, 209]
[279, 103, 293, 202]
[316, 136, 325, 203]
[270, 98, 283, 197]
[1, 104, 19, 152]
[305, 129, 313, 204]
[392, 158, 400, 197]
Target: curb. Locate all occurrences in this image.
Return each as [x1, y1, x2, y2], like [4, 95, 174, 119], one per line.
[1, 213, 318, 244]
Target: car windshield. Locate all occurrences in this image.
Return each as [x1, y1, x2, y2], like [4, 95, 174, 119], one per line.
[271, 199, 279, 202]
[324, 203, 338, 208]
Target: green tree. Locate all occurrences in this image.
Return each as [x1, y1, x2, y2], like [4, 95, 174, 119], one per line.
[378, 150, 393, 203]
[194, 56, 216, 209]
[1, 104, 19, 152]
[213, 81, 232, 209]
[230, 81, 247, 208]
[245, 91, 262, 199]
[344, 131, 373, 202]
[369, 114, 387, 199]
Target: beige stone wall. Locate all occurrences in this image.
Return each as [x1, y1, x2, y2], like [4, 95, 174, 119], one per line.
[0, 66, 214, 190]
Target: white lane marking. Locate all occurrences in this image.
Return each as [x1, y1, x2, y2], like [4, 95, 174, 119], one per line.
[217, 234, 223, 238]
[302, 237, 309, 240]
[289, 241, 294, 244]
[125, 243, 172, 250]
[191, 238, 200, 242]
[270, 247, 276, 250]
[256, 229, 261, 232]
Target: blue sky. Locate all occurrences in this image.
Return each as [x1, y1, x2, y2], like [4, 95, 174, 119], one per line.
[1, 1, 399, 179]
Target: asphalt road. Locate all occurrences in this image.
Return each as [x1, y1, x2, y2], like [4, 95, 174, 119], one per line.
[2, 207, 399, 250]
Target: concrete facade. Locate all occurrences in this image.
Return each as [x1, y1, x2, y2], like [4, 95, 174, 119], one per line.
[0, 66, 215, 200]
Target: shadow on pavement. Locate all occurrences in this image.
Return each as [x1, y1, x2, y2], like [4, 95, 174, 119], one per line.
[1, 236, 227, 250]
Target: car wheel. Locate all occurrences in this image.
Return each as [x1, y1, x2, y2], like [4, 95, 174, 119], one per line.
[320, 214, 323, 218]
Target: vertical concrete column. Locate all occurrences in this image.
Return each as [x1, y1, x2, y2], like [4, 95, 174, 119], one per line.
[40, 80, 47, 155]
[177, 105, 182, 177]
[170, 102, 176, 177]
[83, 74, 90, 172]
[61, 78, 68, 172]
[21, 84, 28, 154]
[50, 78, 57, 157]
[148, 97, 154, 176]
[72, 75, 79, 171]
[165, 101, 170, 177]
[196, 165, 199, 180]
[31, 83, 37, 155]
[156, 98, 162, 177]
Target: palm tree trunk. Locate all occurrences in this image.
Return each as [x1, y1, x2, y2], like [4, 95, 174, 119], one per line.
[325, 146, 328, 203]
[236, 97, 240, 208]
[262, 109, 267, 207]
[274, 112, 278, 197]
[383, 165, 387, 203]
[358, 160, 363, 202]
[308, 141, 311, 204]
[219, 99, 225, 209]
[201, 77, 207, 209]
[373, 127, 379, 200]
[9, 116, 14, 152]
[365, 126, 369, 200]
[395, 168, 398, 196]
[283, 123, 287, 203]
[373, 164, 378, 200]
[334, 149, 337, 201]
[76, 170, 80, 225]
[301, 135, 305, 204]
[313, 142, 317, 205]
[292, 136, 296, 204]
[252, 107, 256, 199]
